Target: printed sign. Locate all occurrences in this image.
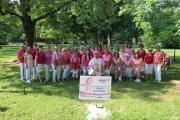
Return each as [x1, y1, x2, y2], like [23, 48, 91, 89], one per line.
[79, 76, 112, 100]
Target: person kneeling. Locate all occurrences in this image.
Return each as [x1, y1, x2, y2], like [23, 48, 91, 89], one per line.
[88, 51, 104, 76]
[133, 53, 144, 83]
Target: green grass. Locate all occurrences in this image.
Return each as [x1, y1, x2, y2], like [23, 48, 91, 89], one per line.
[0, 46, 180, 120]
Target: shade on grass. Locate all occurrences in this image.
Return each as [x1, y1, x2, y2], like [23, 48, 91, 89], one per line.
[0, 46, 180, 120]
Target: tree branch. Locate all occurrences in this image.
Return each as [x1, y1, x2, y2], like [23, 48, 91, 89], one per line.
[0, 6, 22, 20]
[33, 0, 77, 23]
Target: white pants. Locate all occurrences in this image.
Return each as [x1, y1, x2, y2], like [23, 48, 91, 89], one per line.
[125, 67, 133, 78]
[45, 64, 51, 81]
[32, 60, 38, 80]
[72, 69, 78, 78]
[26, 63, 33, 80]
[36, 64, 45, 80]
[63, 65, 70, 79]
[51, 64, 61, 81]
[104, 69, 111, 76]
[19, 63, 26, 80]
[154, 64, 161, 81]
[145, 63, 153, 74]
[82, 67, 88, 76]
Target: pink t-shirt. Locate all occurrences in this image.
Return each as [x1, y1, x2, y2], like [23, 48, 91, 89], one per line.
[36, 51, 45, 64]
[82, 54, 93, 67]
[25, 53, 33, 65]
[133, 58, 143, 68]
[98, 50, 105, 58]
[123, 58, 133, 67]
[70, 57, 79, 69]
[153, 51, 164, 64]
[17, 49, 25, 63]
[102, 54, 111, 69]
[44, 51, 52, 65]
[125, 48, 133, 56]
[62, 53, 71, 65]
[32, 48, 39, 60]
[137, 49, 146, 60]
[52, 51, 59, 66]
[78, 51, 85, 61]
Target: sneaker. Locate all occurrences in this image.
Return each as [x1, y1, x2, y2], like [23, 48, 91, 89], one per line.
[142, 75, 145, 78]
[135, 79, 141, 83]
[53, 80, 56, 83]
[26, 80, 31, 83]
[119, 77, 122, 82]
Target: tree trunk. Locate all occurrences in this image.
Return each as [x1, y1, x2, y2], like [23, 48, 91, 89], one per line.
[107, 33, 112, 47]
[21, 1, 36, 48]
[22, 19, 35, 47]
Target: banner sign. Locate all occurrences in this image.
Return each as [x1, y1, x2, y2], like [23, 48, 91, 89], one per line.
[79, 76, 112, 100]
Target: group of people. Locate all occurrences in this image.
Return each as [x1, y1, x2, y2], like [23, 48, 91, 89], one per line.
[17, 43, 171, 83]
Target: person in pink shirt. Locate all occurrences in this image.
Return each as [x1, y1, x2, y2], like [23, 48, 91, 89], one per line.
[125, 44, 133, 57]
[35, 45, 45, 82]
[24, 46, 33, 83]
[137, 44, 146, 60]
[112, 52, 123, 81]
[51, 46, 61, 82]
[78, 46, 85, 61]
[44, 45, 52, 82]
[144, 49, 154, 79]
[153, 46, 165, 82]
[62, 48, 71, 80]
[133, 53, 144, 82]
[70, 52, 80, 80]
[102, 49, 112, 76]
[119, 46, 126, 60]
[97, 46, 105, 58]
[31, 42, 39, 80]
[81, 49, 93, 75]
[17, 44, 26, 81]
[123, 54, 134, 80]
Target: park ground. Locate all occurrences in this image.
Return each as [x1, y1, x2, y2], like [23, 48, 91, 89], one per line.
[0, 46, 180, 120]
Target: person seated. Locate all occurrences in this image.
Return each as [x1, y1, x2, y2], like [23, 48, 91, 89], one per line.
[88, 51, 104, 76]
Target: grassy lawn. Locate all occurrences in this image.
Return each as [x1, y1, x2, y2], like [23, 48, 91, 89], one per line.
[0, 46, 180, 120]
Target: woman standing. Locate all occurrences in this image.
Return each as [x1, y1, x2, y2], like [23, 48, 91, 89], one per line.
[62, 48, 71, 80]
[102, 49, 112, 76]
[35, 45, 45, 83]
[70, 52, 80, 80]
[17, 44, 26, 81]
[44, 45, 52, 82]
[112, 52, 123, 81]
[153, 46, 165, 82]
[24, 46, 33, 83]
[81, 49, 93, 76]
[51, 46, 61, 82]
[144, 49, 154, 79]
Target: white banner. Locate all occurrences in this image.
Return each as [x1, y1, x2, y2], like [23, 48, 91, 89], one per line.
[79, 76, 112, 100]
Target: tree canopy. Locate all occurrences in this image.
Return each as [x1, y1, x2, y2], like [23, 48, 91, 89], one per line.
[0, 0, 179, 48]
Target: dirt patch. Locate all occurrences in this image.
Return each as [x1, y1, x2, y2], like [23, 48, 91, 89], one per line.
[171, 80, 180, 92]
[0, 60, 18, 65]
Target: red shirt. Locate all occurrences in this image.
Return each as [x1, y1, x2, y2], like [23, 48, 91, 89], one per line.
[145, 53, 154, 64]
[137, 49, 146, 60]
[32, 48, 39, 59]
[153, 51, 165, 64]
[36, 51, 45, 64]
[17, 49, 25, 63]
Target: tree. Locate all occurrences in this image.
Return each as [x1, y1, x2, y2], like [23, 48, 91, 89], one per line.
[0, 0, 76, 47]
